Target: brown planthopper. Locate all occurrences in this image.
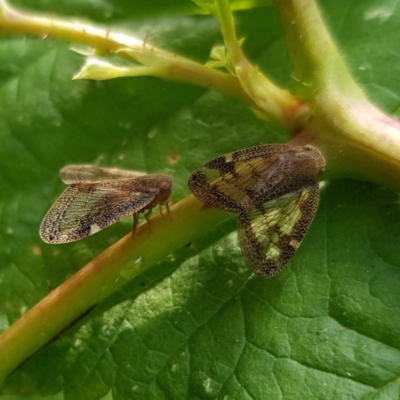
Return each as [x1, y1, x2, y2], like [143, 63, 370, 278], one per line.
[40, 165, 173, 244]
[188, 144, 325, 278]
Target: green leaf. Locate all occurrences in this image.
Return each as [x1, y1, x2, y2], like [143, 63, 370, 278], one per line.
[1, 1, 400, 399]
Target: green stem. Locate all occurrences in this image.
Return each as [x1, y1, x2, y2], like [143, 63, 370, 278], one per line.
[0, 0, 253, 106]
[214, 0, 242, 62]
[0, 0, 303, 125]
[0, 195, 232, 385]
[274, 0, 363, 97]
[214, 0, 304, 128]
[274, 0, 400, 190]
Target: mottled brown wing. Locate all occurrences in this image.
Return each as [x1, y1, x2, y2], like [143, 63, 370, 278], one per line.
[40, 180, 159, 244]
[188, 144, 295, 212]
[237, 184, 319, 278]
[60, 165, 146, 184]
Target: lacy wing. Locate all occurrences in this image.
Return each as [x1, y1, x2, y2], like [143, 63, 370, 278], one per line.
[237, 184, 320, 278]
[60, 165, 146, 184]
[40, 180, 158, 244]
[188, 144, 294, 213]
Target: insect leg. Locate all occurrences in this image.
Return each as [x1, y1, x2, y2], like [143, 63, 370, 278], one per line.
[132, 212, 139, 235]
[158, 201, 171, 217]
[144, 208, 153, 226]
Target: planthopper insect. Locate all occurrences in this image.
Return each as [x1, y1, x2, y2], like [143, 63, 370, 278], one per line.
[188, 144, 325, 278]
[40, 165, 173, 244]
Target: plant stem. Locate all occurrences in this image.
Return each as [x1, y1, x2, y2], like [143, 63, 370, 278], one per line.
[0, 0, 252, 106]
[274, 0, 362, 97]
[214, 0, 303, 127]
[0, 195, 232, 385]
[0, 0, 303, 125]
[274, 0, 400, 190]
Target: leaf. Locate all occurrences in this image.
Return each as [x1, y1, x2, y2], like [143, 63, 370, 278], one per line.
[1, 1, 400, 399]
